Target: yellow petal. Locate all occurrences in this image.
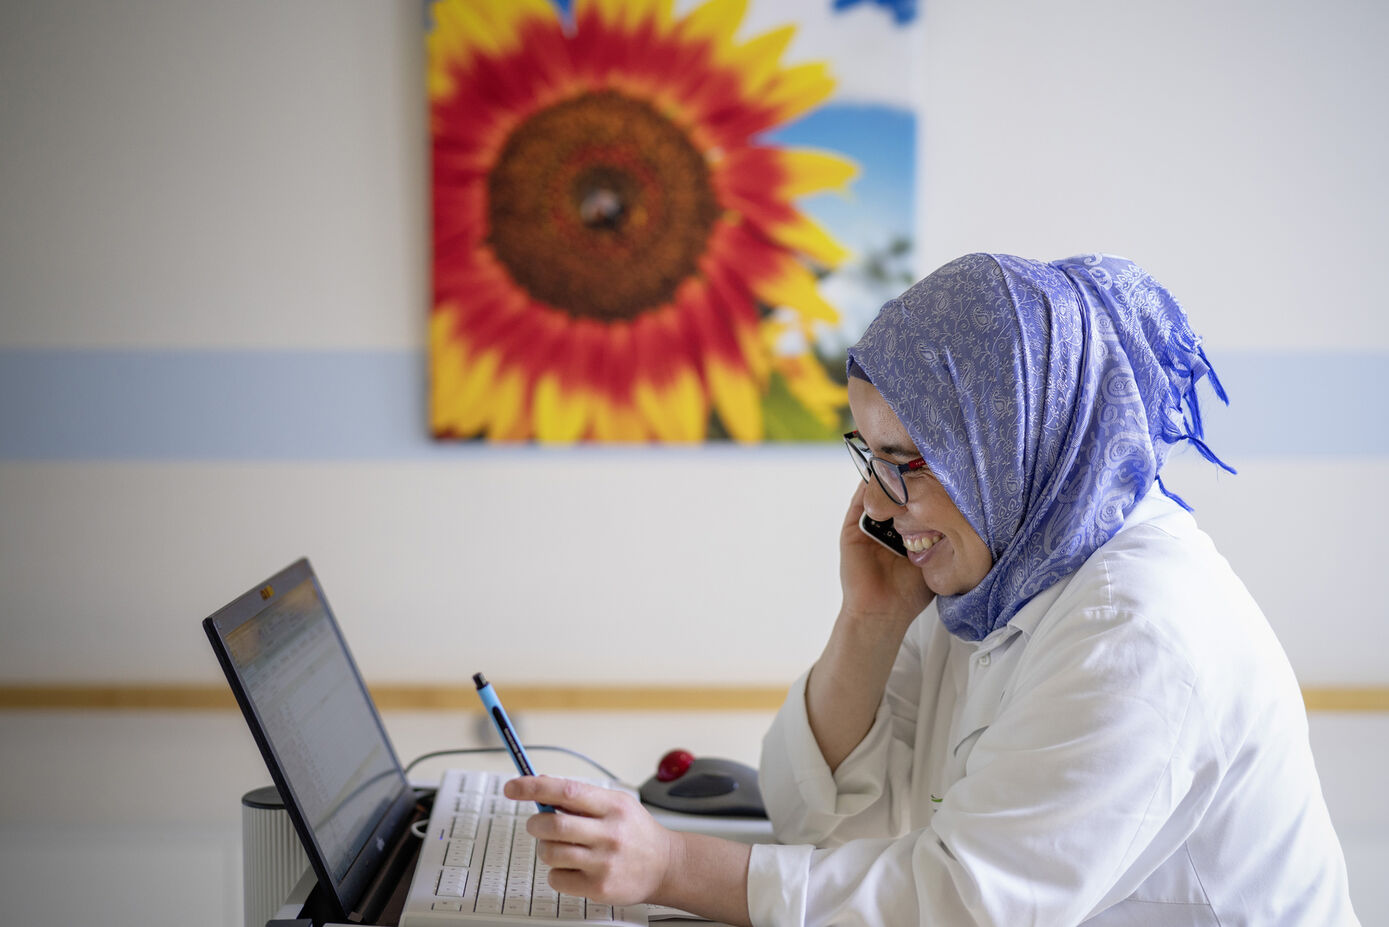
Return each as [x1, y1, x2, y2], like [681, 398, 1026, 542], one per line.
[485, 364, 529, 442]
[463, 0, 548, 56]
[767, 213, 853, 269]
[449, 348, 501, 436]
[763, 61, 836, 124]
[777, 149, 859, 198]
[776, 352, 849, 428]
[430, 338, 466, 434]
[679, 0, 747, 52]
[737, 323, 771, 387]
[753, 258, 841, 324]
[635, 366, 706, 442]
[428, 0, 554, 101]
[426, 5, 468, 100]
[668, 367, 708, 441]
[641, 0, 677, 31]
[633, 383, 670, 441]
[757, 316, 786, 353]
[533, 373, 591, 444]
[584, 0, 674, 33]
[430, 310, 479, 435]
[591, 401, 651, 443]
[725, 25, 796, 97]
[708, 359, 763, 442]
[582, 0, 628, 30]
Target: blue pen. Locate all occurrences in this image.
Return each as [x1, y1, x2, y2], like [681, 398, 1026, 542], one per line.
[473, 672, 556, 813]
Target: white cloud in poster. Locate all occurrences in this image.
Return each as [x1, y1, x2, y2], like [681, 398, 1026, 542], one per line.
[676, 0, 919, 111]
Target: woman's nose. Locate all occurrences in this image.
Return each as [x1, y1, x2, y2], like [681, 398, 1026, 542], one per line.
[861, 476, 898, 521]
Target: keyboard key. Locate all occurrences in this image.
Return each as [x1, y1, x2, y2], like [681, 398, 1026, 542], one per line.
[460, 770, 489, 793]
[475, 893, 503, 915]
[436, 866, 468, 897]
[452, 811, 480, 837]
[444, 838, 474, 867]
[587, 902, 614, 920]
[559, 894, 586, 919]
[431, 901, 464, 912]
[533, 877, 559, 908]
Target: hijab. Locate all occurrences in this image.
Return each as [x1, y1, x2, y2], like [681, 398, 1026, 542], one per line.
[846, 252, 1233, 642]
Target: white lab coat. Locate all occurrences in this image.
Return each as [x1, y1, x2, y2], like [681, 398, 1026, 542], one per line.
[751, 493, 1359, 926]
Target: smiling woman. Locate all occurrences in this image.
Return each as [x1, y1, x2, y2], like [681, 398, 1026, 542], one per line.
[475, 253, 1363, 926]
[426, 0, 859, 443]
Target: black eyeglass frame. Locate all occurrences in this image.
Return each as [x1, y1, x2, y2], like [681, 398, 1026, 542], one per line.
[843, 430, 928, 506]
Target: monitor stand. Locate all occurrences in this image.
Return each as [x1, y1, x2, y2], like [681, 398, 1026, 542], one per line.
[269, 800, 426, 927]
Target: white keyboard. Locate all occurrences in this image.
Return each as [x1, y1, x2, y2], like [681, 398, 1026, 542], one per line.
[399, 769, 649, 926]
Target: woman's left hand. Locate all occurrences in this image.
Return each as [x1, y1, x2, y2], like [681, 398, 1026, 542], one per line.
[504, 775, 677, 907]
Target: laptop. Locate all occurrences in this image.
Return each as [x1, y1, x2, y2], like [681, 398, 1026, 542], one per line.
[204, 557, 649, 926]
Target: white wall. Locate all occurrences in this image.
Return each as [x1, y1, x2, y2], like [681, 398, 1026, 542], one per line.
[917, 0, 1389, 353]
[1, 0, 1386, 694]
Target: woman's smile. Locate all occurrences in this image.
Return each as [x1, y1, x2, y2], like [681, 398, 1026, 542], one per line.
[899, 529, 943, 558]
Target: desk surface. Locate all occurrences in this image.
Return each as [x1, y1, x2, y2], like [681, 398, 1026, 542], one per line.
[647, 806, 775, 845]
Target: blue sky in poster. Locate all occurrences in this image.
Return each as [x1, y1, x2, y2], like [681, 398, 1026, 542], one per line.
[766, 102, 916, 259]
[768, 104, 917, 349]
[767, 104, 914, 255]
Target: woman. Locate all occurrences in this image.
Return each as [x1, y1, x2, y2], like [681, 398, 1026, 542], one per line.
[507, 253, 1359, 925]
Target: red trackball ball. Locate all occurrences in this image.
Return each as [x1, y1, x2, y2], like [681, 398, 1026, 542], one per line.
[656, 749, 695, 782]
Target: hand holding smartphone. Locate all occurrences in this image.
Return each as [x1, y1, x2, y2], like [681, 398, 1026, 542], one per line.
[859, 512, 908, 557]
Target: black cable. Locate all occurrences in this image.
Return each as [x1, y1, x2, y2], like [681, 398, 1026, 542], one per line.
[402, 744, 623, 783]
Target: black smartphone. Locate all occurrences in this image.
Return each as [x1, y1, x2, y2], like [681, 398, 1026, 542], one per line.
[859, 512, 907, 557]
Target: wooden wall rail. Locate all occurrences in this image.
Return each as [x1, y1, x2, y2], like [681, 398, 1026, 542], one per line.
[1, 684, 1387, 712]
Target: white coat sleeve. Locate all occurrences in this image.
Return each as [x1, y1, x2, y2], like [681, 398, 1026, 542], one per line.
[757, 616, 926, 847]
[747, 606, 1216, 927]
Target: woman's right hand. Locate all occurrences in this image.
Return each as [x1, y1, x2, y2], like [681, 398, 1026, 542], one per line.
[838, 482, 934, 630]
[806, 483, 936, 772]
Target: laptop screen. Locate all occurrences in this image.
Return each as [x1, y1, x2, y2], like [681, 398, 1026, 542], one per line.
[205, 558, 416, 918]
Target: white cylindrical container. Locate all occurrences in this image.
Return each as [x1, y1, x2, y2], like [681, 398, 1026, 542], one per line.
[241, 785, 310, 927]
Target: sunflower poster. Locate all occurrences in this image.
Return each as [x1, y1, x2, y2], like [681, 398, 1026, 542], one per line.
[428, 0, 918, 443]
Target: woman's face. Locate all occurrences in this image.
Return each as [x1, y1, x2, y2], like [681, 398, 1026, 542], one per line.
[848, 377, 994, 597]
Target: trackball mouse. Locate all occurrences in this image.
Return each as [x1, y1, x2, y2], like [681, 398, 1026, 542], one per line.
[638, 749, 767, 818]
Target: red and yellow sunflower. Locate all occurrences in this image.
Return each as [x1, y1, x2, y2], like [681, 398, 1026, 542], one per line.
[428, 0, 857, 442]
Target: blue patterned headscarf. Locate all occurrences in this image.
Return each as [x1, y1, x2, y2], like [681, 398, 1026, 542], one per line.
[846, 253, 1233, 642]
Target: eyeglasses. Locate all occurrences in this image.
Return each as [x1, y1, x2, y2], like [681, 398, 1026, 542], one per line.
[843, 430, 927, 506]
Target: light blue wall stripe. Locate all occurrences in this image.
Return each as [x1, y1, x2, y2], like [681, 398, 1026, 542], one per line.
[0, 349, 435, 461]
[0, 348, 1384, 460]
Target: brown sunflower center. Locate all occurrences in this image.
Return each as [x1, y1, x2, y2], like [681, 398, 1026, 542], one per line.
[486, 89, 721, 322]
